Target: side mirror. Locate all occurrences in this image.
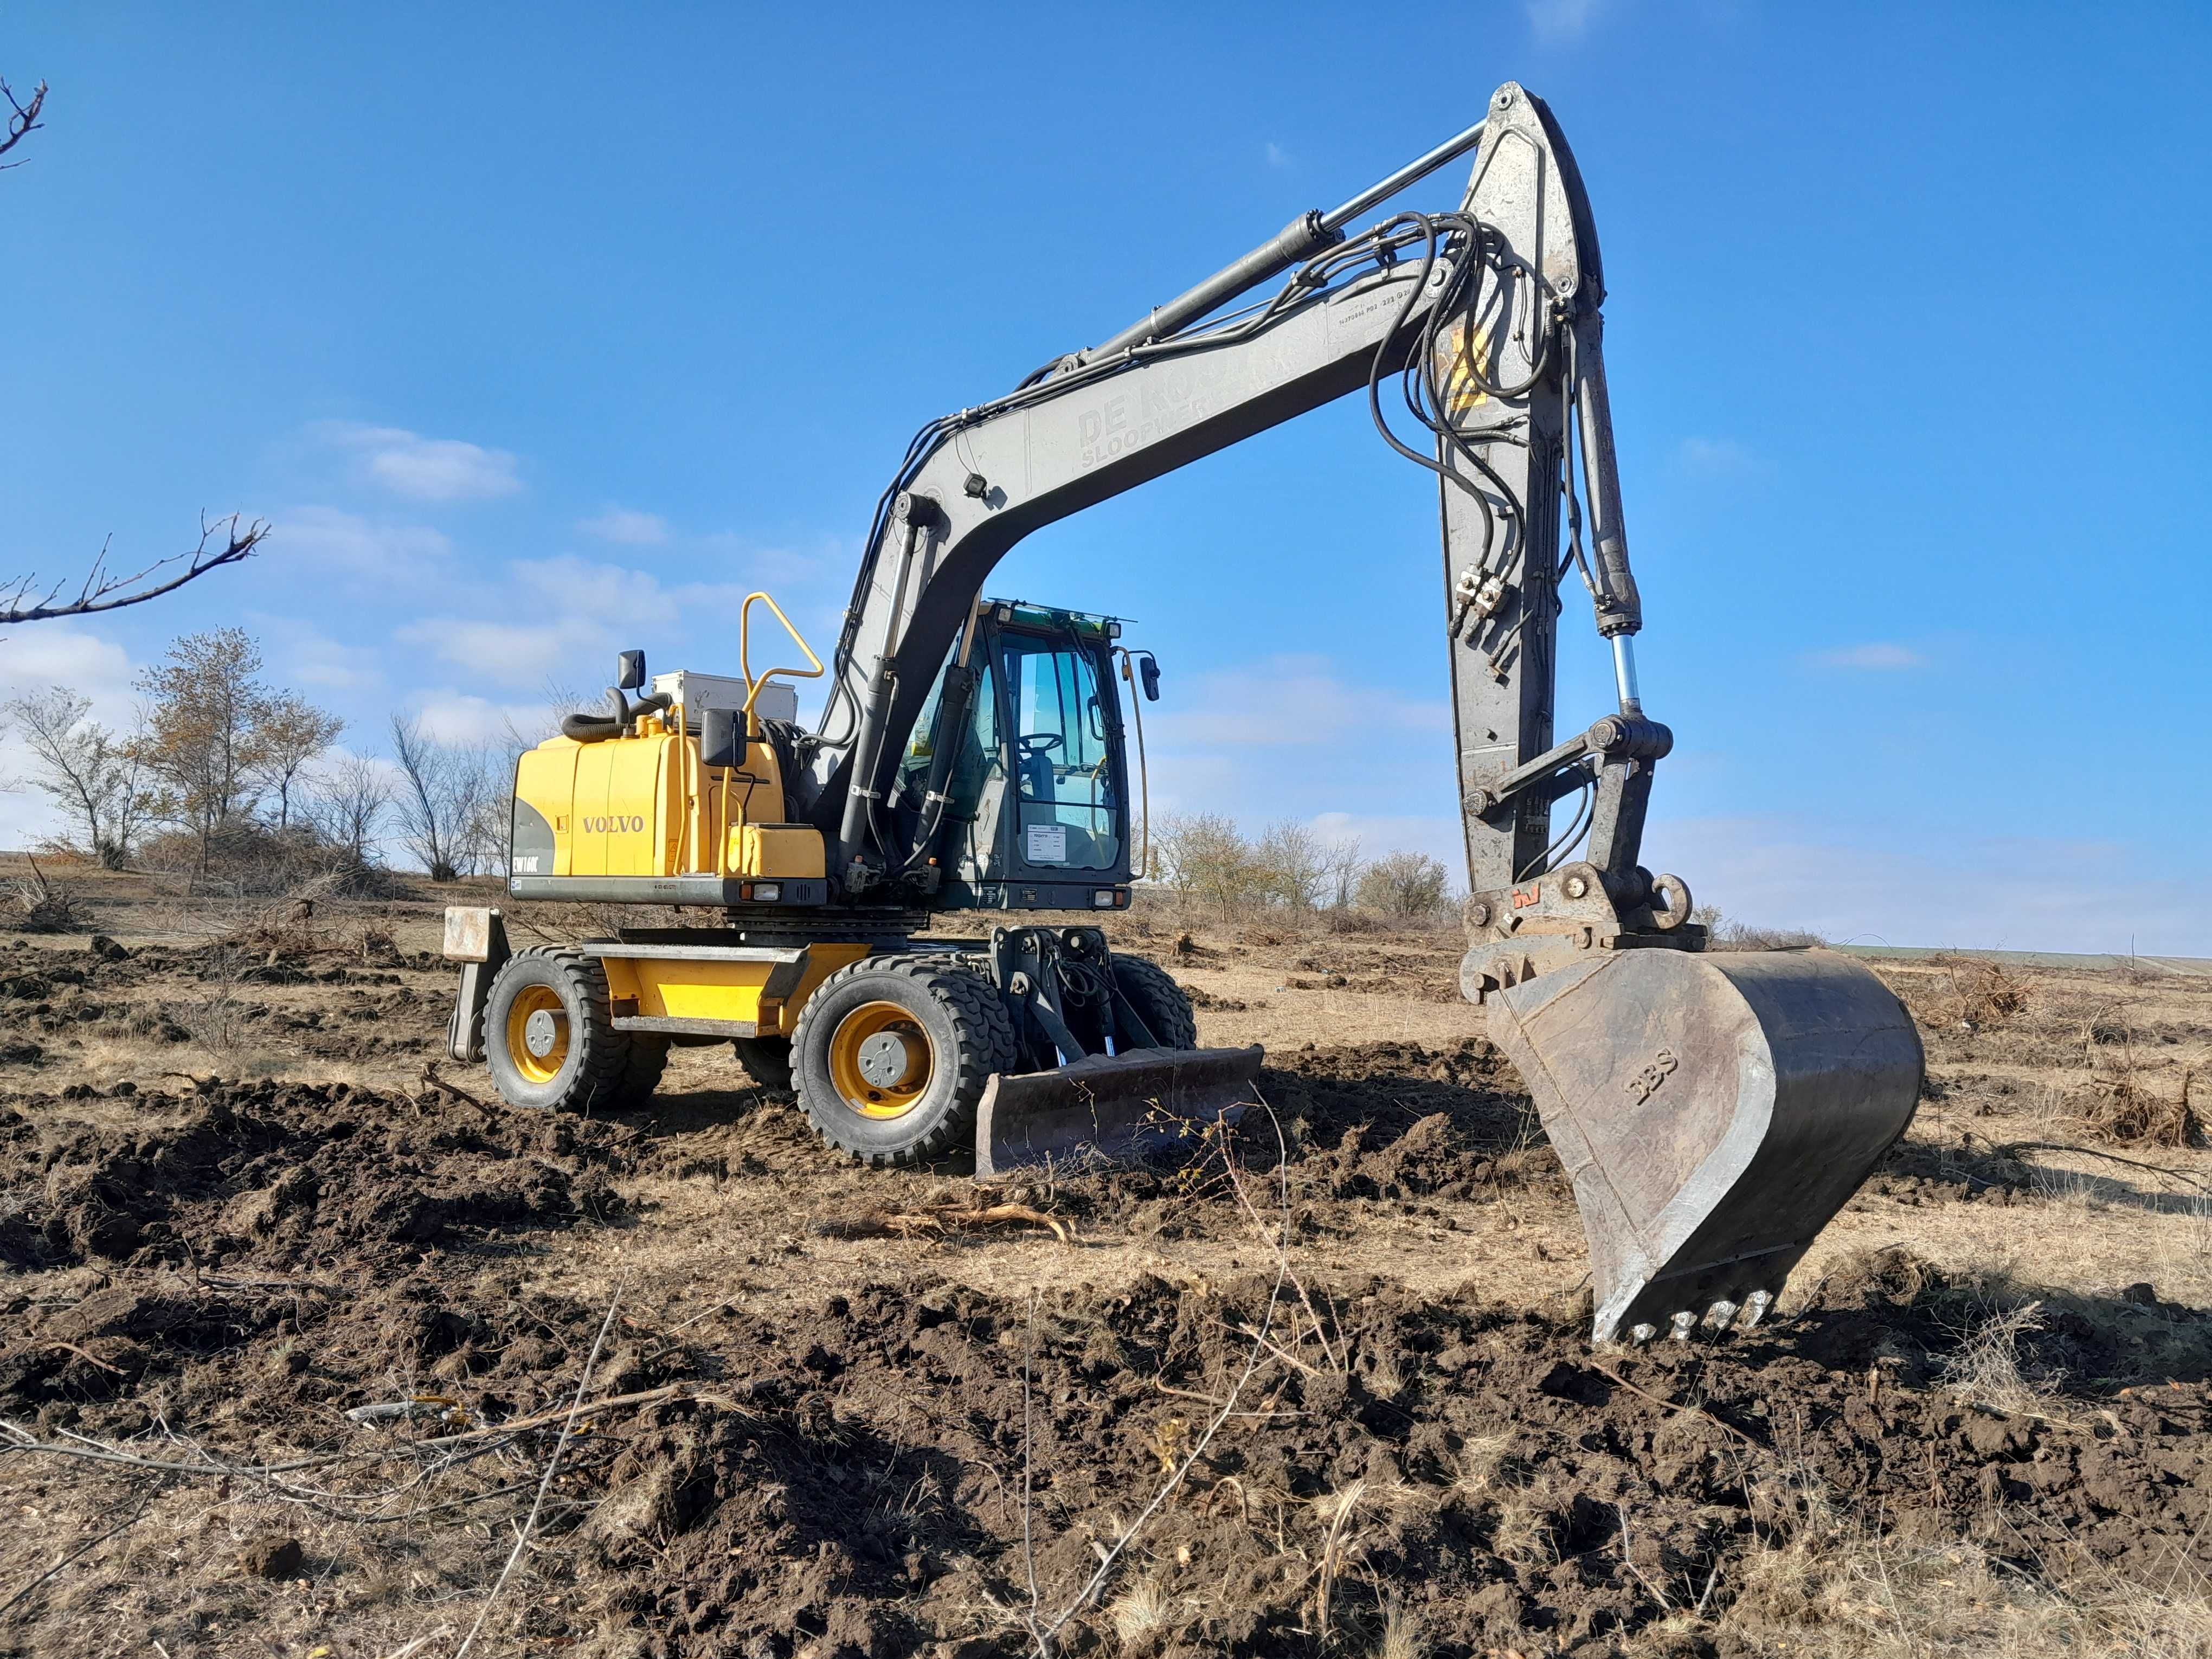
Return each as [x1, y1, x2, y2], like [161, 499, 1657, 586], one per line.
[1138, 654, 1161, 702]
[616, 650, 647, 691]
[700, 705, 746, 769]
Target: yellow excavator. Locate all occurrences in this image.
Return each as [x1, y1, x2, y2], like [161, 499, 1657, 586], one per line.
[442, 83, 1922, 1345]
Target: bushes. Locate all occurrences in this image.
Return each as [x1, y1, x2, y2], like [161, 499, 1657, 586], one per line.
[1149, 814, 1452, 923]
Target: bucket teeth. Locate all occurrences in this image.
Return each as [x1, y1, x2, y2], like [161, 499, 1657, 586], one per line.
[1628, 1322, 1658, 1346]
[1482, 948, 1924, 1346]
[1739, 1289, 1773, 1329]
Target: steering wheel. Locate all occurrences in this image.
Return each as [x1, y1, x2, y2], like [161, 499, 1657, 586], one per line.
[1017, 733, 1063, 760]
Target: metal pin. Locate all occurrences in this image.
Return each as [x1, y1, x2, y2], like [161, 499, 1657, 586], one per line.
[1740, 1290, 1773, 1329]
[1668, 1310, 1696, 1342]
[1703, 1299, 1739, 1332]
[1629, 1322, 1657, 1346]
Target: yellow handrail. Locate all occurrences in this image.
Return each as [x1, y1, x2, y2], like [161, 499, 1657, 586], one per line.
[740, 591, 826, 718]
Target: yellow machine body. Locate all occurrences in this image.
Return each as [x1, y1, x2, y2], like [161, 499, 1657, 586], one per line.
[597, 942, 869, 1038]
[508, 709, 827, 899]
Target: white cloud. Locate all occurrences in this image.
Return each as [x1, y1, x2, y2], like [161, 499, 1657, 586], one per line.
[0, 627, 140, 850]
[1805, 642, 1926, 672]
[1308, 809, 1464, 872]
[694, 531, 844, 588]
[404, 691, 560, 748]
[1644, 814, 2205, 955]
[1524, 0, 1605, 43]
[316, 421, 523, 502]
[397, 556, 755, 689]
[1147, 655, 1449, 750]
[1264, 140, 1293, 170]
[580, 507, 671, 546]
[1675, 436, 1769, 480]
[248, 613, 386, 692]
[396, 617, 601, 689]
[273, 505, 453, 575]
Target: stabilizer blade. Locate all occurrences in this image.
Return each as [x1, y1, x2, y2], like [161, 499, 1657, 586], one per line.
[974, 1045, 1263, 1178]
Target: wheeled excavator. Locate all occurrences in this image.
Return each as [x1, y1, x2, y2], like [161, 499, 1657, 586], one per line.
[441, 83, 1924, 1345]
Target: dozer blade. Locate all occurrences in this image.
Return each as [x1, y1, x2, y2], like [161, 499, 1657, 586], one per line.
[974, 1045, 1264, 1178]
[1487, 949, 1922, 1345]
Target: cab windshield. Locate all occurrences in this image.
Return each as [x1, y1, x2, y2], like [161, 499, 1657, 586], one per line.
[1001, 633, 1118, 872]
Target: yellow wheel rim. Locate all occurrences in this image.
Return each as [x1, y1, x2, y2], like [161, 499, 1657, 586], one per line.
[826, 1000, 934, 1120]
[505, 985, 570, 1085]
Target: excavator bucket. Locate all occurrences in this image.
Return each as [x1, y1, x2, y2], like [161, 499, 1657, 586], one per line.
[1486, 949, 1922, 1344]
[974, 1044, 1265, 1178]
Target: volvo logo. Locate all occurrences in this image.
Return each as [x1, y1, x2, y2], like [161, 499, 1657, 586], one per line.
[582, 815, 647, 834]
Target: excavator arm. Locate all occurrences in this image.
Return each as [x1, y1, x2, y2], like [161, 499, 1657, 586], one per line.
[795, 83, 1922, 1345]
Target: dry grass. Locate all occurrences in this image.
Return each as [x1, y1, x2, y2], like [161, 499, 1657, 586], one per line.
[1937, 1297, 2062, 1418]
[1107, 1572, 1170, 1648]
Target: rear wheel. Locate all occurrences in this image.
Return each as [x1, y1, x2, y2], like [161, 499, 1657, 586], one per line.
[614, 1035, 670, 1108]
[733, 1036, 794, 1092]
[484, 947, 635, 1114]
[1110, 955, 1199, 1050]
[791, 955, 1018, 1166]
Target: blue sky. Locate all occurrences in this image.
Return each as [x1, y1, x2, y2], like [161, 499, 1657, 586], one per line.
[2, 3, 2205, 951]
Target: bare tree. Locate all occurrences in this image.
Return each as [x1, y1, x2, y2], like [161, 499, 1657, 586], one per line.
[2, 513, 268, 627]
[0, 77, 44, 170]
[304, 753, 393, 862]
[3, 689, 147, 867]
[254, 694, 345, 832]
[0, 83, 264, 623]
[1255, 820, 1328, 911]
[1357, 850, 1451, 918]
[1152, 811, 1262, 920]
[1321, 834, 1365, 910]
[389, 716, 499, 882]
[133, 628, 276, 871]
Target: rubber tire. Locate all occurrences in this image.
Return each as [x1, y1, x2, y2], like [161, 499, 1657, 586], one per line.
[483, 947, 636, 1115]
[792, 954, 1018, 1166]
[614, 1036, 670, 1109]
[1110, 955, 1200, 1050]
[732, 1036, 794, 1093]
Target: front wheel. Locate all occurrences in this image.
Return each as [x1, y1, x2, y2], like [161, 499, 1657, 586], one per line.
[1110, 955, 1199, 1050]
[484, 947, 636, 1114]
[791, 955, 1017, 1166]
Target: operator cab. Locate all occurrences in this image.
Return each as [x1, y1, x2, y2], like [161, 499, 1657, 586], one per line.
[894, 599, 1159, 910]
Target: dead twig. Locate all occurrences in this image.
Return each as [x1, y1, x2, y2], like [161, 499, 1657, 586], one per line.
[0, 514, 267, 626]
[453, 1278, 626, 1658]
[1588, 1362, 1759, 1446]
[0, 1490, 151, 1617]
[38, 1341, 124, 1374]
[814, 1203, 1075, 1245]
[1038, 1087, 1297, 1642]
[416, 1060, 487, 1110]
[1990, 1139, 2212, 1197]
[0, 78, 44, 168]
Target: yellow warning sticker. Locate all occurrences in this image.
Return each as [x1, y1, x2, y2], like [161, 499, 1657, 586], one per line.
[1439, 321, 1493, 416]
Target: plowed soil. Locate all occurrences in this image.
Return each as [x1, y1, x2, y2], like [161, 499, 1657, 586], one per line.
[3, 889, 2211, 1657]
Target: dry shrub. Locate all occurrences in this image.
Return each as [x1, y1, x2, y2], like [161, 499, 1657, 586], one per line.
[183, 949, 258, 1051]
[1938, 1298, 2062, 1417]
[1108, 1573, 1169, 1648]
[1728, 1510, 2212, 1659]
[2072, 1018, 2204, 1148]
[1916, 954, 2031, 1032]
[8, 859, 85, 933]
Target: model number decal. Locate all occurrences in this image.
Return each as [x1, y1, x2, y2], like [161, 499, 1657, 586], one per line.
[582, 815, 647, 833]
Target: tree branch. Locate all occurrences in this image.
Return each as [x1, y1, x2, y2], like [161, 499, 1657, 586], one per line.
[0, 78, 46, 169]
[0, 513, 268, 625]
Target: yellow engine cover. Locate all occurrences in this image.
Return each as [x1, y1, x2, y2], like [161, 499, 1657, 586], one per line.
[509, 715, 827, 903]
